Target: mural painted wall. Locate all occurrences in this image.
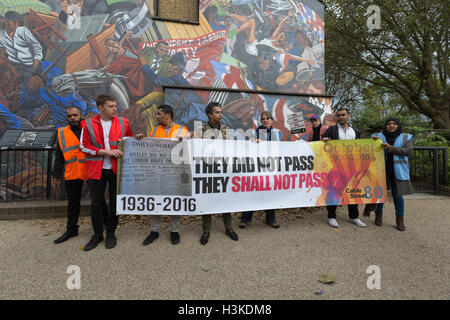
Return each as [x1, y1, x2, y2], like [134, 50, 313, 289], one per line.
[0, 0, 329, 199]
[0, 0, 327, 136]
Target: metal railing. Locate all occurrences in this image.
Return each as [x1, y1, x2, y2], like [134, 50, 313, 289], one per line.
[0, 147, 54, 201]
[410, 147, 449, 195]
[1, 146, 448, 202]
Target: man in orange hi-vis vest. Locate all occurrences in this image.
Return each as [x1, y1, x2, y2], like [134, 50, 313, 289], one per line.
[52, 106, 88, 244]
[143, 104, 190, 246]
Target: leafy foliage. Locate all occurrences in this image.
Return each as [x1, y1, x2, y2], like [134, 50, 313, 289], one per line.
[325, 0, 450, 129]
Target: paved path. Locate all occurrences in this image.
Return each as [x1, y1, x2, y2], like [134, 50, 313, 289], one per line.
[0, 196, 449, 300]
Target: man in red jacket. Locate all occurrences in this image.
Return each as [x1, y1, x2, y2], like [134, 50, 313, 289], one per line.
[80, 94, 142, 251]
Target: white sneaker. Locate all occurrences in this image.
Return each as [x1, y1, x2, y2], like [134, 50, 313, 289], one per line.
[328, 218, 339, 228]
[351, 218, 366, 227]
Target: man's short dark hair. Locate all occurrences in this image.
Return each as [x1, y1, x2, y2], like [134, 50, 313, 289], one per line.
[204, 5, 218, 22]
[96, 94, 116, 107]
[336, 108, 350, 114]
[158, 104, 174, 119]
[205, 102, 221, 117]
[66, 106, 82, 115]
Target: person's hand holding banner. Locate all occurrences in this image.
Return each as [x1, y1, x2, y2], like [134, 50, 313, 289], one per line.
[117, 138, 387, 215]
[100, 149, 124, 158]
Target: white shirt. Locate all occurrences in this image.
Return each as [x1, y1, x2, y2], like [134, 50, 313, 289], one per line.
[0, 27, 43, 65]
[100, 119, 112, 169]
[151, 56, 161, 72]
[338, 123, 356, 140]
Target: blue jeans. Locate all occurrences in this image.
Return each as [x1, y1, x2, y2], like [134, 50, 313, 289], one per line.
[375, 176, 404, 217]
[241, 210, 276, 223]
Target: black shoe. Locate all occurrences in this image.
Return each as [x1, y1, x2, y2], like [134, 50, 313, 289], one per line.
[225, 228, 239, 241]
[238, 222, 248, 229]
[54, 227, 79, 244]
[143, 231, 159, 245]
[170, 232, 180, 245]
[200, 232, 209, 245]
[105, 233, 117, 249]
[83, 234, 103, 251]
[266, 221, 280, 229]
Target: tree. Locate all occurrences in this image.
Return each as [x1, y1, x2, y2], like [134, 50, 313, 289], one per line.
[324, 0, 449, 129]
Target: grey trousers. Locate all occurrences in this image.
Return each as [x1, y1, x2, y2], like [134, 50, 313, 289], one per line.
[150, 215, 180, 232]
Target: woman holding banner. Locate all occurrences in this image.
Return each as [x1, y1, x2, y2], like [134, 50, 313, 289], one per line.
[371, 118, 413, 231]
[239, 111, 282, 229]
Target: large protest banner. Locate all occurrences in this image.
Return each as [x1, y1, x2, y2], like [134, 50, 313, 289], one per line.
[117, 138, 386, 215]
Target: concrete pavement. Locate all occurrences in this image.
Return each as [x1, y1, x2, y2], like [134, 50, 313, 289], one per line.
[0, 195, 449, 300]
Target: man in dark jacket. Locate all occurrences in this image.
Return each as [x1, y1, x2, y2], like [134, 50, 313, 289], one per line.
[322, 108, 366, 228]
[194, 102, 239, 245]
[307, 115, 328, 142]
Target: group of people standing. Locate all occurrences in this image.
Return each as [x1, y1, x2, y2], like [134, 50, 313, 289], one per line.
[53, 94, 140, 250]
[52, 95, 413, 251]
[307, 108, 413, 231]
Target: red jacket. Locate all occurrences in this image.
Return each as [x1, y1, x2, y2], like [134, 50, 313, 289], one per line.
[80, 115, 133, 180]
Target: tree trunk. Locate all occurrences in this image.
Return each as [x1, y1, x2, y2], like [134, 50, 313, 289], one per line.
[430, 102, 450, 129]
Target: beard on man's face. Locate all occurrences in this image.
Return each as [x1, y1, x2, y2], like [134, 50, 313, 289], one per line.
[69, 119, 81, 128]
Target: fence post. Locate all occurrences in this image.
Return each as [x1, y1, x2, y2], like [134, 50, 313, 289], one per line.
[432, 149, 439, 194]
[46, 148, 53, 199]
[442, 148, 448, 187]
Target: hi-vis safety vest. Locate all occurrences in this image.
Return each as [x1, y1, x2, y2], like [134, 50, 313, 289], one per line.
[83, 116, 126, 179]
[149, 124, 189, 138]
[84, 116, 125, 152]
[376, 132, 413, 181]
[58, 126, 88, 181]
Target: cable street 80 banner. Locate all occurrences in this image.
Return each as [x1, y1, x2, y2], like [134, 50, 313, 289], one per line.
[117, 138, 387, 215]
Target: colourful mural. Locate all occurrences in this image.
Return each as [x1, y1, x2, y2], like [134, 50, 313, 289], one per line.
[164, 87, 333, 141]
[0, 0, 326, 139]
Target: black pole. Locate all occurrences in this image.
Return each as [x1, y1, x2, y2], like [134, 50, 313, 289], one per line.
[46, 147, 53, 199]
[432, 149, 439, 194]
[442, 148, 448, 187]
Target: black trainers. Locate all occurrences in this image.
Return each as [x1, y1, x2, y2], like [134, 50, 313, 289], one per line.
[266, 221, 280, 229]
[225, 228, 239, 241]
[54, 227, 79, 244]
[200, 232, 209, 245]
[83, 234, 103, 251]
[238, 222, 248, 229]
[105, 233, 117, 249]
[143, 231, 159, 245]
[170, 232, 180, 245]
